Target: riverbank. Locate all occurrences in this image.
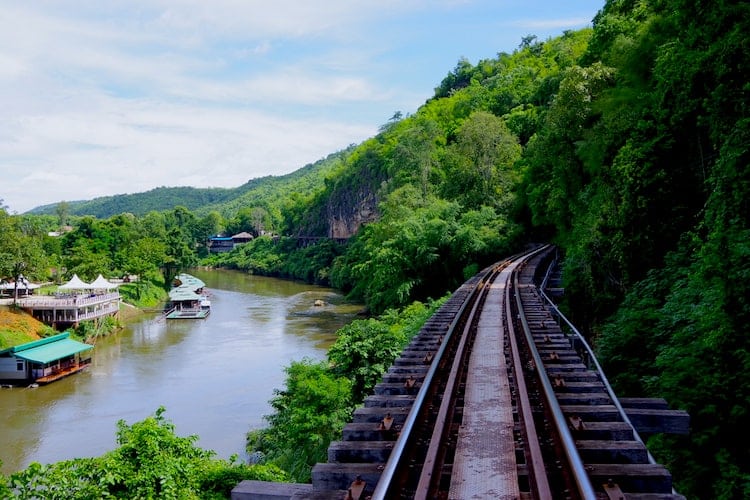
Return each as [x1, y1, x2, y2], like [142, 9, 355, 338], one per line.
[0, 307, 49, 349]
[0, 300, 145, 349]
[1, 270, 351, 476]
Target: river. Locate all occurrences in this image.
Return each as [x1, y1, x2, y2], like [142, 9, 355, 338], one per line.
[0, 269, 361, 476]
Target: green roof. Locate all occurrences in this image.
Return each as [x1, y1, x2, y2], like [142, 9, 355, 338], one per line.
[12, 332, 93, 365]
[169, 286, 203, 301]
[175, 273, 205, 290]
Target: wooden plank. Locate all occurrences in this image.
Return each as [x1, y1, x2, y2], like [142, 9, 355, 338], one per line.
[327, 441, 394, 463]
[551, 381, 606, 393]
[585, 463, 673, 493]
[555, 392, 612, 405]
[363, 394, 415, 408]
[619, 397, 670, 409]
[231, 480, 314, 500]
[571, 422, 634, 441]
[352, 406, 410, 424]
[373, 382, 419, 396]
[560, 404, 621, 421]
[625, 408, 690, 435]
[311, 463, 383, 492]
[342, 423, 396, 441]
[576, 439, 649, 464]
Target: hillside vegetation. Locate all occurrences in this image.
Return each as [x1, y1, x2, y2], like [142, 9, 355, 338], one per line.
[27, 150, 349, 222]
[0, 309, 50, 349]
[1, 0, 748, 496]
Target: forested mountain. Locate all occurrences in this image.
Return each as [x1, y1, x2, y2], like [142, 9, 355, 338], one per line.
[2, 1, 748, 496]
[26, 150, 349, 220]
[28, 186, 237, 218]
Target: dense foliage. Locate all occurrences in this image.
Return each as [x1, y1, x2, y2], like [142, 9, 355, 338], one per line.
[247, 298, 444, 482]
[206, 236, 346, 286]
[0, 408, 286, 499]
[28, 186, 237, 219]
[25, 150, 349, 221]
[518, 1, 750, 497]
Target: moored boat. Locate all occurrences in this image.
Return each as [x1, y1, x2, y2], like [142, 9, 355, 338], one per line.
[165, 273, 211, 319]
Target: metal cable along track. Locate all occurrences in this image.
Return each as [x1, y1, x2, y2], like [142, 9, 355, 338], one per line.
[236, 245, 687, 499]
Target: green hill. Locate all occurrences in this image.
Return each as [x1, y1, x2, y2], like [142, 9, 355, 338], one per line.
[26, 149, 350, 220]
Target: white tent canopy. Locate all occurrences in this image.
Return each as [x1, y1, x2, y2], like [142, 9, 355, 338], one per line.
[59, 274, 91, 290]
[90, 274, 118, 289]
[0, 281, 40, 290]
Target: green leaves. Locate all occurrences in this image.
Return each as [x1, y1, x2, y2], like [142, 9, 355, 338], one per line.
[3, 408, 286, 499]
[245, 298, 445, 482]
[258, 360, 352, 482]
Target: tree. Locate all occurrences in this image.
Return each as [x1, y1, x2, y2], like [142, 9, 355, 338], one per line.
[0, 209, 47, 305]
[255, 360, 352, 482]
[55, 201, 70, 229]
[390, 118, 442, 198]
[434, 57, 475, 98]
[121, 237, 167, 295]
[443, 110, 521, 209]
[194, 211, 225, 256]
[140, 211, 167, 240]
[4, 408, 287, 499]
[250, 207, 269, 235]
[161, 227, 195, 288]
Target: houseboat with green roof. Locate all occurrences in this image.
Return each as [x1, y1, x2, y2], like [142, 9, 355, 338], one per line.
[0, 332, 93, 385]
[165, 273, 211, 319]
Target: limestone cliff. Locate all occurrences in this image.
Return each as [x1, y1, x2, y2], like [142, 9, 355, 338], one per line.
[297, 148, 387, 239]
[326, 185, 379, 239]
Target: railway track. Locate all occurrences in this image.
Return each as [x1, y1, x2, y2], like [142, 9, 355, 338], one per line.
[237, 245, 687, 499]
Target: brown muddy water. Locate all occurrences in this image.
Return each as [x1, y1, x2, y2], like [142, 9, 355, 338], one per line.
[0, 269, 360, 475]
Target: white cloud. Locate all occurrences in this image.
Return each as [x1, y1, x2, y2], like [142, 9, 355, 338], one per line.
[1, 95, 375, 212]
[0, 53, 28, 79]
[515, 17, 594, 31]
[0, 1, 604, 213]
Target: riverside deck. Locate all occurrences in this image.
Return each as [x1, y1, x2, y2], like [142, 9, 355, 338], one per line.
[17, 292, 120, 327]
[165, 307, 210, 319]
[34, 358, 92, 383]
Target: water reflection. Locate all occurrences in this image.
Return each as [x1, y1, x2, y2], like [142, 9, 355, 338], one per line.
[0, 270, 358, 475]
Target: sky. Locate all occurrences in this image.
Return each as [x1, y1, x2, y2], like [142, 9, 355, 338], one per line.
[0, 0, 604, 214]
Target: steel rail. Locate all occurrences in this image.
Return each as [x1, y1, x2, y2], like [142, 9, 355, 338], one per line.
[504, 255, 553, 498]
[514, 254, 598, 500]
[538, 257, 658, 466]
[539, 257, 682, 496]
[414, 262, 501, 498]
[370, 265, 494, 500]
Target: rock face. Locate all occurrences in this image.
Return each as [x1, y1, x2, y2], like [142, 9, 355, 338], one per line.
[326, 186, 379, 239]
[295, 151, 385, 240]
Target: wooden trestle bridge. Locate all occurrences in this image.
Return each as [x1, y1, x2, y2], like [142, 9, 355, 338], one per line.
[234, 245, 688, 499]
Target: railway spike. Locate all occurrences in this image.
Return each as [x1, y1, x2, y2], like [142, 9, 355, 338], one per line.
[346, 476, 366, 500]
[568, 415, 585, 431]
[603, 478, 625, 500]
[379, 413, 394, 431]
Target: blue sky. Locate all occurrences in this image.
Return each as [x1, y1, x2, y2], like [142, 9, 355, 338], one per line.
[1, 1, 603, 214]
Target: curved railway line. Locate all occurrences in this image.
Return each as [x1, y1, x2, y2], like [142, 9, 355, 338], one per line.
[235, 245, 687, 499]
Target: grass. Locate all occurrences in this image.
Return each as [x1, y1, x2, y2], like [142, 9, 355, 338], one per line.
[0, 307, 52, 349]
